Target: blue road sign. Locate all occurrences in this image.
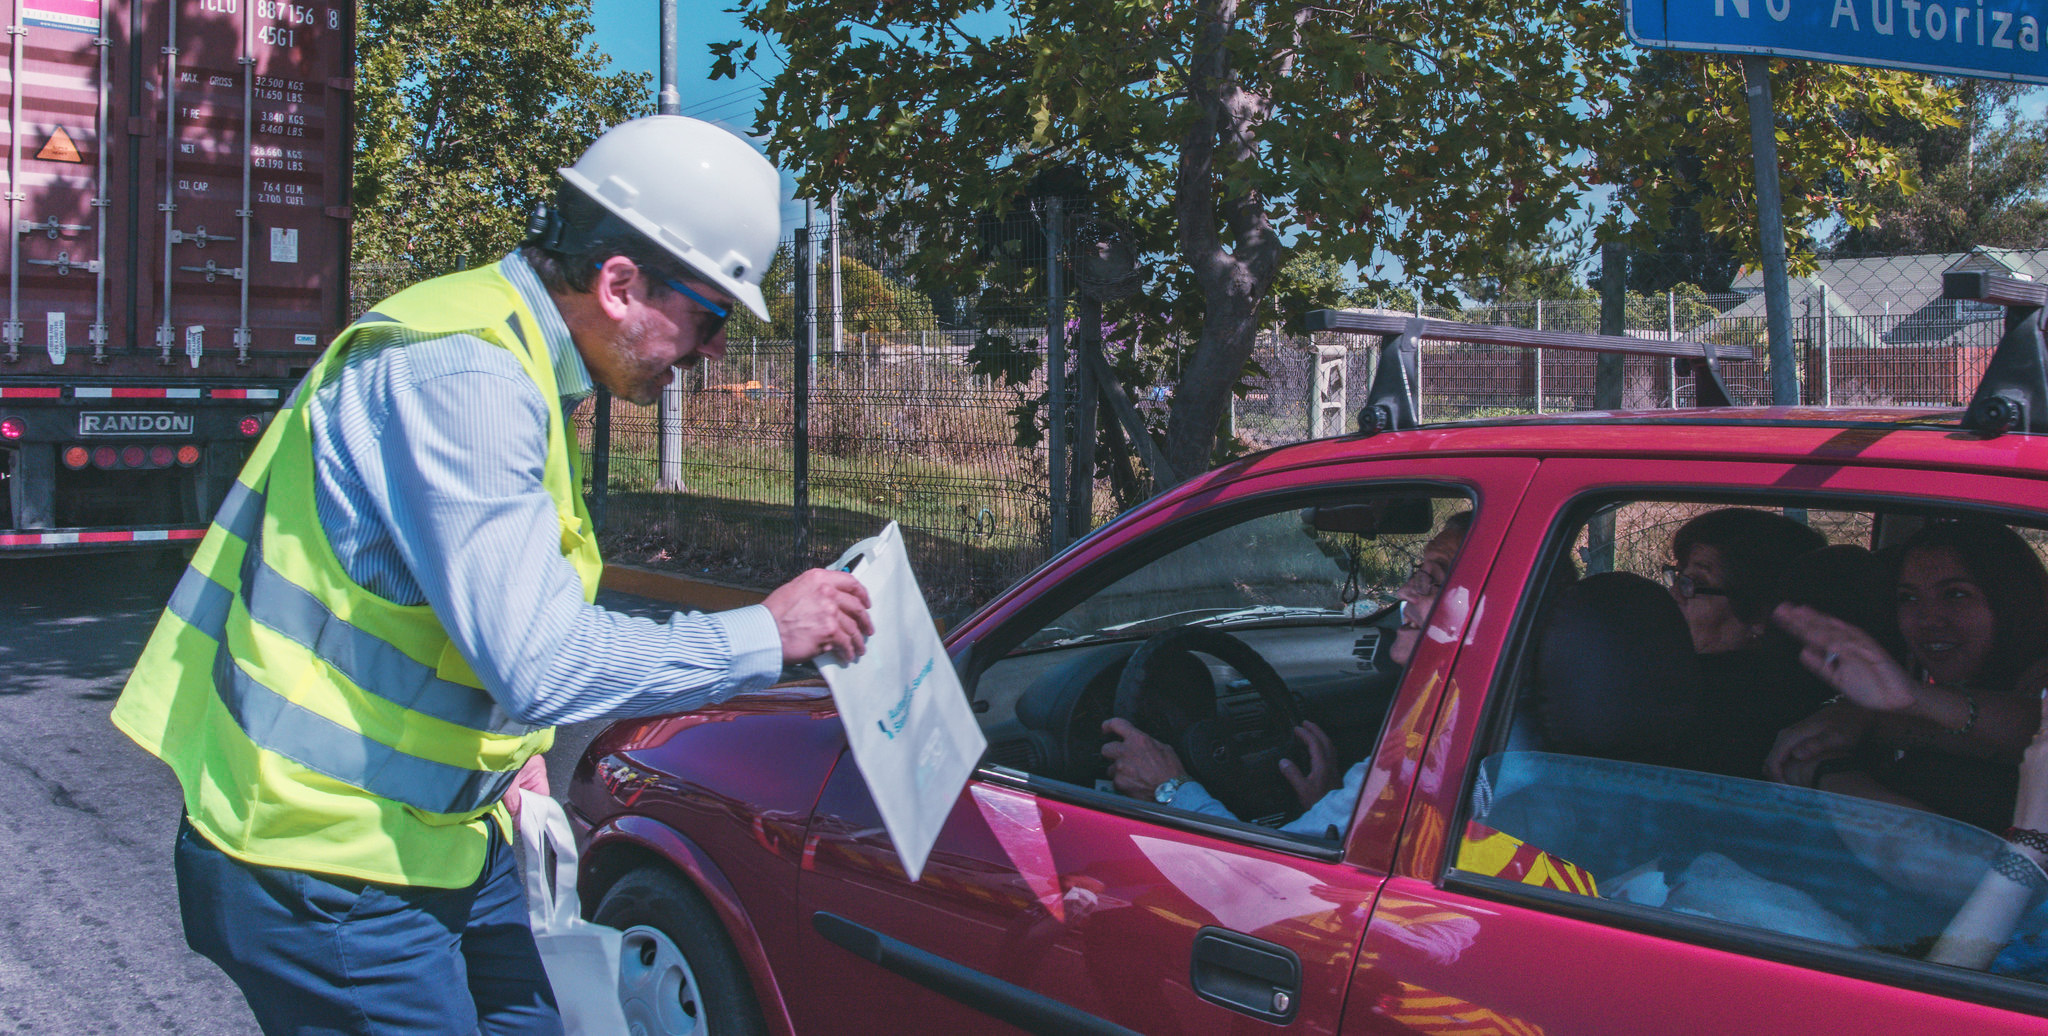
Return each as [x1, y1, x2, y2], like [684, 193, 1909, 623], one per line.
[1628, 0, 2048, 82]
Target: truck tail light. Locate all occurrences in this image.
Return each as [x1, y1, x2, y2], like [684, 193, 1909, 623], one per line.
[0, 417, 22, 439]
[91, 446, 117, 469]
[120, 445, 146, 467]
[176, 445, 201, 466]
[239, 415, 263, 437]
[63, 445, 89, 469]
[149, 445, 175, 467]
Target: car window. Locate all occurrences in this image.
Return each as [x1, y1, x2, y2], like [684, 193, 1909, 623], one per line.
[1456, 496, 2048, 994]
[974, 488, 1474, 842]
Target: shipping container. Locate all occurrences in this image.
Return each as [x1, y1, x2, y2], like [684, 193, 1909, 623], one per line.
[0, 0, 350, 553]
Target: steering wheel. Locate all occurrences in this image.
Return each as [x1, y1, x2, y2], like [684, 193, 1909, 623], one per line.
[1110, 626, 1306, 822]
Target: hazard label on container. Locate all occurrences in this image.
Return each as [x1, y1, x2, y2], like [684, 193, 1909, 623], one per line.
[23, 0, 99, 33]
[35, 127, 82, 163]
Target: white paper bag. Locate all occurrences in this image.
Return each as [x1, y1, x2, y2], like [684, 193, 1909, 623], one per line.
[516, 790, 631, 1036]
[820, 522, 987, 882]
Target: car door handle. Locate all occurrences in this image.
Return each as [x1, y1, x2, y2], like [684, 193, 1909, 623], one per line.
[1189, 926, 1300, 1024]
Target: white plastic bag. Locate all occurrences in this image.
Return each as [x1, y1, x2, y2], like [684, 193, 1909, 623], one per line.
[516, 790, 631, 1036]
[820, 522, 987, 882]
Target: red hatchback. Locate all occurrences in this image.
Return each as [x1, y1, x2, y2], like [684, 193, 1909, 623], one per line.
[568, 279, 2048, 1034]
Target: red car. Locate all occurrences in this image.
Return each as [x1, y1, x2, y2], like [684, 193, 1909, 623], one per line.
[568, 276, 2048, 1034]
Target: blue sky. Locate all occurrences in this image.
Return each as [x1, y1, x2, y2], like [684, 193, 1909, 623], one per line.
[589, 1, 799, 219]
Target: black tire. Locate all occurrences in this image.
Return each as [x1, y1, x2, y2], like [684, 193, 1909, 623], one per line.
[593, 866, 768, 1036]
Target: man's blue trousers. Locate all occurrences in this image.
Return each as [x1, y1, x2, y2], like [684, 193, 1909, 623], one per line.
[175, 816, 564, 1035]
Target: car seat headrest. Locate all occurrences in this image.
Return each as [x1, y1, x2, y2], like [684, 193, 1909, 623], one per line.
[1533, 571, 1704, 765]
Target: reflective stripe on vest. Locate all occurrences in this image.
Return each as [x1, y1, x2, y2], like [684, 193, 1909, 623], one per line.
[163, 496, 534, 814]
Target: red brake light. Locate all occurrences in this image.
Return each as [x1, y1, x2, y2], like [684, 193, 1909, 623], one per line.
[62, 445, 89, 469]
[0, 417, 22, 439]
[239, 415, 262, 437]
[91, 446, 117, 469]
[176, 445, 202, 466]
[120, 445, 146, 468]
[149, 445, 175, 467]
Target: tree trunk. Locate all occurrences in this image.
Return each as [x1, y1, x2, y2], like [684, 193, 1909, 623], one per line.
[1160, 0, 1282, 486]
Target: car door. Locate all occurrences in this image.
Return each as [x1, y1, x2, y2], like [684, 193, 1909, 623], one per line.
[785, 456, 1539, 1034]
[1343, 456, 2048, 1034]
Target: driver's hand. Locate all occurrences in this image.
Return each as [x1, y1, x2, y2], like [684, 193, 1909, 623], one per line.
[1279, 720, 1337, 809]
[1101, 718, 1188, 800]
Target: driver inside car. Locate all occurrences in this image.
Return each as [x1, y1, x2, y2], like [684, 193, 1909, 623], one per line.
[1100, 511, 1472, 838]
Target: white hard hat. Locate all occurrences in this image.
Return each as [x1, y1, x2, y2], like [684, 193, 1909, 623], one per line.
[559, 115, 781, 320]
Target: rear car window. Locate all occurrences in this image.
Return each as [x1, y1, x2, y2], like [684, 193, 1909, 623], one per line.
[1457, 497, 2048, 993]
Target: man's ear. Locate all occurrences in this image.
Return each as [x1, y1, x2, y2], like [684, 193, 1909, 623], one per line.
[591, 256, 639, 322]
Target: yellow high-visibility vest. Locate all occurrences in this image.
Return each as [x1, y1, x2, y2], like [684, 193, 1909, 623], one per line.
[113, 264, 603, 888]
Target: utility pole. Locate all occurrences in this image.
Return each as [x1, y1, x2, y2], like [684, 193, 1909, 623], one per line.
[1743, 56, 1800, 406]
[655, 0, 686, 490]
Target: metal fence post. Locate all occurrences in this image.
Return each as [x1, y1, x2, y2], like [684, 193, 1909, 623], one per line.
[1819, 283, 1833, 406]
[793, 225, 813, 566]
[1667, 290, 1678, 407]
[1533, 299, 1545, 414]
[1587, 243, 1627, 575]
[590, 389, 610, 532]
[1045, 197, 1069, 551]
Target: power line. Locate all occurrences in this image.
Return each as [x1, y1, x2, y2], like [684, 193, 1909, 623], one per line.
[682, 84, 761, 118]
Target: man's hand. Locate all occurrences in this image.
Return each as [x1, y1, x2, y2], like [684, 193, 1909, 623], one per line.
[1278, 720, 1338, 809]
[763, 569, 874, 664]
[502, 753, 549, 828]
[1100, 718, 1188, 799]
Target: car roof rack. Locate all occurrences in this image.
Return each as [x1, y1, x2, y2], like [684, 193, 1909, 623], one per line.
[1303, 309, 1751, 435]
[1943, 271, 2048, 437]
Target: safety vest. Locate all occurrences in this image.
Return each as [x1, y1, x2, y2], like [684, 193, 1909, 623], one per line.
[113, 264, 603, 888]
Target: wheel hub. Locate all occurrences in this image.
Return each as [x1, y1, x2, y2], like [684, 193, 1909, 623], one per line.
[617, 923, 709, 1036]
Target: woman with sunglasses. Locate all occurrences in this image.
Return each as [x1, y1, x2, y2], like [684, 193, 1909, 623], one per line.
[1664, 508, 1831, 780]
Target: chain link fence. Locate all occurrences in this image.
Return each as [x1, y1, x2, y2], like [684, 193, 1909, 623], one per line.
[349, 242, 2043, 620]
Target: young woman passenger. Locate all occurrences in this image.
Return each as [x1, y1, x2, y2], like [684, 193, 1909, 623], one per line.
[1776, 603, 2048, 975]
[1769, 520, 2048, 830]
[1665, 508, 1832, 780]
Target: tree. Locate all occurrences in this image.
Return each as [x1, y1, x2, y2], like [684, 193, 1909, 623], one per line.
[1456, 225, 1600, 305]
[1831, 79, 2048, 253]
[718, 1, 1944, 485]
[756, 250, 940, 340]
[354, 0, 648, 279]
[1603, 52, 1952, 285]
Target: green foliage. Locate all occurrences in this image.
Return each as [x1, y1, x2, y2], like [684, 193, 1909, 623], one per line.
[717, 0, 1945, 482]
[756, 250, 941, 338]
[1603, 53, 1953, 277]
[1832, 79, 2048, 253]
[354, 0, 649, 278]
[1455, 225, 1600, 304]
[720, 0, 1641, 481]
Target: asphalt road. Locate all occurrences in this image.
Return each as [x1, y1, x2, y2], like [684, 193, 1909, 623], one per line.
[0, 552, 666, 1035]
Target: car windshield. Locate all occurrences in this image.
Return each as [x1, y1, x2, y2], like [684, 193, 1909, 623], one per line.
[1020, 502, 1442, 650]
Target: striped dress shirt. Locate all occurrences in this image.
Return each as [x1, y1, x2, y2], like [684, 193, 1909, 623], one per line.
[304, 252, 782, 726]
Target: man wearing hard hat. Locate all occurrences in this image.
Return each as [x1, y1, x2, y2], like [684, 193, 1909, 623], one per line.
[112, 116, 871, 1034]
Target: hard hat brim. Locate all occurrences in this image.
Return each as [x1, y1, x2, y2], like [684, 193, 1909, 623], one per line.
[559, 166, 775, 322]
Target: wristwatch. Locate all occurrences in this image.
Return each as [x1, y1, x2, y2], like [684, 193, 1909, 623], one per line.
[1153, 776, 1190, 804]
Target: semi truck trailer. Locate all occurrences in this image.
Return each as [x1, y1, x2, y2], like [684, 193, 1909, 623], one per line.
[0, 0, 350, 554]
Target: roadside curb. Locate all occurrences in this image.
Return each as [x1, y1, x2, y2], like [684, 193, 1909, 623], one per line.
[599, 564, 767, 612]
